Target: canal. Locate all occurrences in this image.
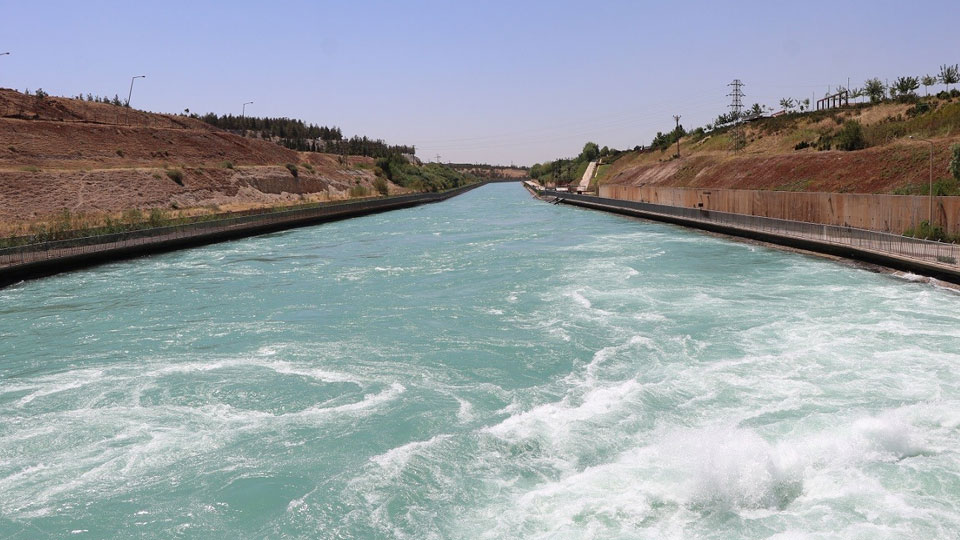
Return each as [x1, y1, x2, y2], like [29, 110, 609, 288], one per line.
[2, 183, 959, 538]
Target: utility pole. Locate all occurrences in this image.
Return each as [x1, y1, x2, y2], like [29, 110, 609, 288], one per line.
[126, 75, 145, 107]
[728, 79, 745, 152]
[0, 53, 8, 85]
[673, 115, 682, 158]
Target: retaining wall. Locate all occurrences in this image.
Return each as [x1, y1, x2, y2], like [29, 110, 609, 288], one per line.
[599, 185, 960, 235]
[548, 190, 960, 285]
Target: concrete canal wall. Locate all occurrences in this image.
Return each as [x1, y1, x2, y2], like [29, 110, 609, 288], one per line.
[548, 190, 960, 285]
[599, 185, 960, 236]
[0, 181, 493, 287]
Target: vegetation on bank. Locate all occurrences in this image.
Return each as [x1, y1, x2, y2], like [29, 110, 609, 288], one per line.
[528, 142, 629, 186]
[375, 155, 476, 192]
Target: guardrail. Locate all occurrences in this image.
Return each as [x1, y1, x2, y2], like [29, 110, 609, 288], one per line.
[546, 190, 960, 271]
[0, 184, 482, 271]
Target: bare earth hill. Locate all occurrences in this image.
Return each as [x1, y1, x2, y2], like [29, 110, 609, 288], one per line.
[0, 89, 401, 234]
[596, 98, 960, 194]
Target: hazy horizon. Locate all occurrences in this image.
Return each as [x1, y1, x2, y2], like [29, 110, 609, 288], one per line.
[2, 0, 958, 165]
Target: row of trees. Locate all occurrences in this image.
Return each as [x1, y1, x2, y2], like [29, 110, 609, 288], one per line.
[197, 113, 343, 141]
[197, 113, 415, 158]
[777, 64, 960, 112]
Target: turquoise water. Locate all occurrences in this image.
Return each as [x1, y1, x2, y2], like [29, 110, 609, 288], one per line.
[2, 183, 960, 539]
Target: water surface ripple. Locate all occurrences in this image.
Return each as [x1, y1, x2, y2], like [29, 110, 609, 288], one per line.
[2, 184, 959, 538]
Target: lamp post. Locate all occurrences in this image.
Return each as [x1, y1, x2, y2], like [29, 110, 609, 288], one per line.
[241, 101, 253, 119]
[910, 136, 935, 226]
[126, 75, 145, 106]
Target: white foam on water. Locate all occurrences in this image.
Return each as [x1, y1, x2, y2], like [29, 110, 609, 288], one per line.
[456, 398, 475, 423]
[370, 434, 452, 478]
[464, 403, 956, 538]
[484, 378, 642, 447]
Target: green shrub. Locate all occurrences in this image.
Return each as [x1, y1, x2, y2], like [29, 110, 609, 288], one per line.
[122, 208, 143, 225]
[221, 161, 234, 169]
[166, 169, 184, 185]
[904, 220, 949, 241]
[373, 177, 389, 195]
[794, 141, 811, 150]
[815, 134, 833, 151]
[349, 185, 369, 197]
[302, 163, 314, 173]
[951, 144, 960, 181]
[285, 163, 299, 178]
[906, 101, 932, 118]
[115, 149, 125, 157]
[147, 208, 167, 227]
[835, 121, 868, 151]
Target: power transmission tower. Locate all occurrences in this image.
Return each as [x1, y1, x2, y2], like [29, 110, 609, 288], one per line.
[673, 115, 682, 158]
[728, 79, 745, 152]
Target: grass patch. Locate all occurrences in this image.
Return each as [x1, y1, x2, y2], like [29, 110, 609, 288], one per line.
[19, 166, 40, 173]
[373, 177, 389, 195]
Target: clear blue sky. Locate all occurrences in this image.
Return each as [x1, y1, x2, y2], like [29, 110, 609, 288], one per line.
[1, 0, 957, 165]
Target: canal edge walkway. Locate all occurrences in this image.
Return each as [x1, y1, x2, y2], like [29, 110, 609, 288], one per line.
[537, 189, 960, 285]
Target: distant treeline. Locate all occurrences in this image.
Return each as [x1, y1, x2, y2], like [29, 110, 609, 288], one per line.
[197, 113, 415, 158]
[529, 142, 627, 185]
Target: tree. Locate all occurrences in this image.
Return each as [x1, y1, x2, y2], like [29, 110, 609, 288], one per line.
[580, 142, 600, 162]
[921, 75, 938, 96]
[779, 97, 795, 111]
[798, 98, 810, 112]
[864, 78, 886, 103]
[747, 103, 763, 117]
[892, 76, 920, 100]
[939, 64, 959, 91]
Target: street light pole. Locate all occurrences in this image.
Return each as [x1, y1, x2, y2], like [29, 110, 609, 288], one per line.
[126, 75, 145, 106]
[241, 101, 253, 119]
[674, 115, 682, 158]
[910, 136, 935, 226]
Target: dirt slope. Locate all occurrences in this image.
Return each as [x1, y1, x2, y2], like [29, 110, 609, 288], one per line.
[0, 89, 401, 233]
[598, 98, 960, 194]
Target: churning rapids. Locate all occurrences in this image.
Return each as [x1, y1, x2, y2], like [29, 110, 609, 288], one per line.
[1, 183, 959, 539]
